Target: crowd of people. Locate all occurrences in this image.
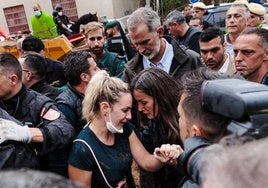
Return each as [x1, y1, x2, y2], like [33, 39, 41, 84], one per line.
[0, 1, 268, 188]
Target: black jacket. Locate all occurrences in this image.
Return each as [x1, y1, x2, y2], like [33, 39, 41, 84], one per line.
[30, 79, 60, 100]
[122, 36, 203, 84]
[0, 84, 75, 152]
[56, 83, 86, 134]
[178, 26, 201, 54]
[45, 58, 66, 87]
[0, 84, 75, 176]
[0, 107, 40, 169]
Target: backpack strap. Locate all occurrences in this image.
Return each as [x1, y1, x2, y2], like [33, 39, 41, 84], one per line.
[73, 139, 113, 188]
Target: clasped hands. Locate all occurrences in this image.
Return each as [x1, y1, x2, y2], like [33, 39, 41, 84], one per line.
[154, 144, 184, 166]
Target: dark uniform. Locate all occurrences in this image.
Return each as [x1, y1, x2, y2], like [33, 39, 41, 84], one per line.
[54, 14, 72, 37]
[98, 51, 126, 78]
[30, 80, 60, 100]
[1, 108, 17, 122]
[0, 108, 40, 169]
[56, 83, 86, 135]
[106, 36, 125, 57]
[0, 85, 76, 177]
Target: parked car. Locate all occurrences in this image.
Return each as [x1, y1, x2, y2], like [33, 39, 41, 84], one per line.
[262, 3, 268, 25]
[263, 3, 268, 13]
[204, 3, 232, 30]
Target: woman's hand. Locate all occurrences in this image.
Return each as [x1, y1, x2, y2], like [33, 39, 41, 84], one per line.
[154, 144, 184, 166]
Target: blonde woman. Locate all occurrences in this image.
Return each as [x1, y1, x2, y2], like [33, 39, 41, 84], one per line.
[68, 70, 182, 188]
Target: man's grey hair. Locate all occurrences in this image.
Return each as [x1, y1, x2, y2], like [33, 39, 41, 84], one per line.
[127, 7, 161, 32]
[166, 10, 186, 25]
[228, 3, 250, 19]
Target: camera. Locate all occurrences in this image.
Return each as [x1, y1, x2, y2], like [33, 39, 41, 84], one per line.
[201, 78, 268, 139]
[178, 79, 268, 186]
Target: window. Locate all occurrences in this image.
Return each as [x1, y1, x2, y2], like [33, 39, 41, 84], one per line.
[3, 5, 29, 34]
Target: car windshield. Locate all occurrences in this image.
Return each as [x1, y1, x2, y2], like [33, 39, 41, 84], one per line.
[203, 4, 232, 30]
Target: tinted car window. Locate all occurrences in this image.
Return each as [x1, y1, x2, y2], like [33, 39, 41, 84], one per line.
[204, 4, 231, 30]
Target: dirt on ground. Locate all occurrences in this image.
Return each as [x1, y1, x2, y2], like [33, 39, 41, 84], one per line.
[132, 161, 140, 188]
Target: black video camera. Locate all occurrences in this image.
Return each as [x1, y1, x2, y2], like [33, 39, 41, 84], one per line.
[201, 78, 268, 139]
[178, 79, 268, 186]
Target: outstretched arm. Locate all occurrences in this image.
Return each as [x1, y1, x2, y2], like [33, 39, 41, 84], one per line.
[129, 131, 163, 172]
[129, 131, 184, 171]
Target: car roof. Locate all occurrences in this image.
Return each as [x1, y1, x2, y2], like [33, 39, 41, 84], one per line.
[206, 2, 233, 8]
[205, 3, 232, 13]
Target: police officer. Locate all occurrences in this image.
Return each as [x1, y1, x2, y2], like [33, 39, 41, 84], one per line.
[0, 52, 76, 177]
[54, 4, 74, 37]
[105, 20, 126, 57]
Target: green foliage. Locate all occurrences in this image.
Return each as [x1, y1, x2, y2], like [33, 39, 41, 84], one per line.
[158, 0, 182, 18]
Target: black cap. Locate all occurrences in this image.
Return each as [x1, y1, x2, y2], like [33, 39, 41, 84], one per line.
[22, 36, 45, 52]
[55, 4, 62, 11]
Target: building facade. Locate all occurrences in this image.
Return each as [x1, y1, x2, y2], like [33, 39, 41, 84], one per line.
[0, 0, 139, 35]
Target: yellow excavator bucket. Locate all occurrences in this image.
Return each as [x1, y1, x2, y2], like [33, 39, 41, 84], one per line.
[43, 35, 73, 61]
[0, 40, 19, 58]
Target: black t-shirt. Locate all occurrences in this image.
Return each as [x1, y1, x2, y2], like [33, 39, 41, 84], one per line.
[68, 123, 133, 187]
